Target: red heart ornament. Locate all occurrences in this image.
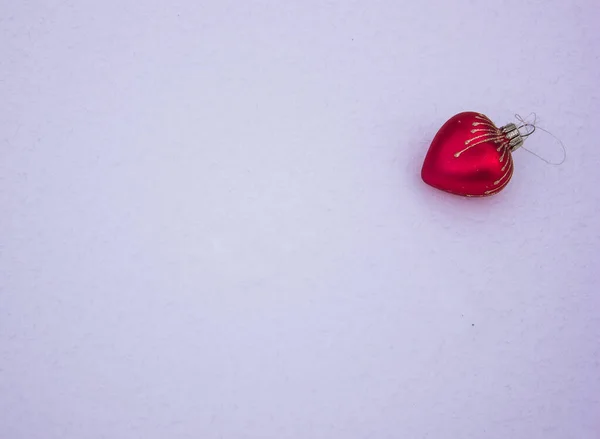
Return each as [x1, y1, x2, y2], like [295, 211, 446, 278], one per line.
[421, 112, 523, 197]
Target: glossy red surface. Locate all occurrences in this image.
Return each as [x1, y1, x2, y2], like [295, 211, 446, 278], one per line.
[421, 112, 515, 197]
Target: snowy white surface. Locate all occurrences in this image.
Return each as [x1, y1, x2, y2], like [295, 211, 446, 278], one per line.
[1, 1, 599, 438]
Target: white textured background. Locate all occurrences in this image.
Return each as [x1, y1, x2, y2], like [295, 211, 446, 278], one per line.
[1, 1, 599, 438]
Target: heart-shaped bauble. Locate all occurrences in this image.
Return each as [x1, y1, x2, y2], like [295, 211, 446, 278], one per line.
[421, 112, 519, 197]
